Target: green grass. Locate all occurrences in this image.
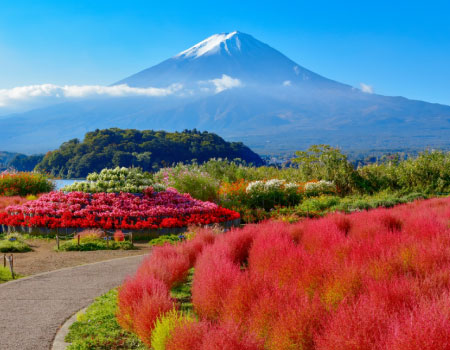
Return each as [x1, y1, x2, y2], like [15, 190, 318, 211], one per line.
[65, 289, 146, 350]
[0, 233, 32, 253]
[170, 268, 194, 314]
[58, 239, 135, 251]
[0, 266, 15, 283]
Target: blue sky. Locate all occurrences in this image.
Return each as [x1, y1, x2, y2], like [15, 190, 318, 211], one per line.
[1, 0, 449, 105]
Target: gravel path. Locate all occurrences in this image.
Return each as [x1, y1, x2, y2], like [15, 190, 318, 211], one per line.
[0, 254, 145, 350]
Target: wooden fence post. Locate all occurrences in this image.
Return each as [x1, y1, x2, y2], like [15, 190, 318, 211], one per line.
[77, 234, 80, 247]
[130, 232, 133, 245]
[3, 254, 5, 268]
[9, 254, 14, 279]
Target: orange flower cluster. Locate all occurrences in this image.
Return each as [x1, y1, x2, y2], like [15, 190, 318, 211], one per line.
[218, 179, 249, 197]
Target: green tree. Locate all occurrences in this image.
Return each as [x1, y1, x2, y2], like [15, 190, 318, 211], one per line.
[292, 144, 361, 194]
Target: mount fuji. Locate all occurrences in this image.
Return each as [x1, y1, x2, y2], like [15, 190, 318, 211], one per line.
[1, 31, 449, 154]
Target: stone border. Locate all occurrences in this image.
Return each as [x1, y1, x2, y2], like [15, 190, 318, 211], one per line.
[52, 307, 87, 350]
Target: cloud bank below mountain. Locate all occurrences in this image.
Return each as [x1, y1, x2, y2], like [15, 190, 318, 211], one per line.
[0, 83, 183, 110]
[0, 75, 244, 114]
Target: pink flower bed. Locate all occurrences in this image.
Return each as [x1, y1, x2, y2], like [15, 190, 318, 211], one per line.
[117, 197, 450, 349]
[0, 188, 239, 230]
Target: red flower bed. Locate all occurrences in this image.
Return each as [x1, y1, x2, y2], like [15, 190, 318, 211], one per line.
[117, 197, 450, 349]
[0, 188, 239, 230]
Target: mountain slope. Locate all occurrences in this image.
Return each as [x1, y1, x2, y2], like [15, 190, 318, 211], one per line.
[1, 31, 449, 154]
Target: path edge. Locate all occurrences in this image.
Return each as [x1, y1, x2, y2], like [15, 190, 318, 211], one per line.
[51, 307, 87, 350]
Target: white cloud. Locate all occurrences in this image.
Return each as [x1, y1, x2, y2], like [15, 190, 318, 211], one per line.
[208, 75, 242, 93]
[293, 66, 300, 75]
[360, 83, 374, 94]
[283, 80, 292, 86]
[0, 83, 182, 108]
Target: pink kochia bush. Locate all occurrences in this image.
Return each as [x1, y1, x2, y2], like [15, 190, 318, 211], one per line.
[118, 197, 450, 349]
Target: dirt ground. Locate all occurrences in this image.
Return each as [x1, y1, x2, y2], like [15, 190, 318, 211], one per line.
[8, 238, 152, 276]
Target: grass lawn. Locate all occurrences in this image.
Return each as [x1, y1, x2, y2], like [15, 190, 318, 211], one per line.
[66, 289, 146, 350]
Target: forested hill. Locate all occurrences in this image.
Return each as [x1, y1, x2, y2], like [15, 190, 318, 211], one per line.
[35, 128, 264, 178]
[0, 152, 16, 169]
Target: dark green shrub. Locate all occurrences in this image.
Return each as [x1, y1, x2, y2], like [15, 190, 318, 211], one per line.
[149, 235, 182, 246]
[58, 239, 134, 251]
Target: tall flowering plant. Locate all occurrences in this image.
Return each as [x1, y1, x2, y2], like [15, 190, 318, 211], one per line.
[154, 164, 220, 202]
[0, 171, 54, 196]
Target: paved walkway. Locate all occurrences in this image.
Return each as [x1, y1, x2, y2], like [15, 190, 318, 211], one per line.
[0, 255, 145, 350]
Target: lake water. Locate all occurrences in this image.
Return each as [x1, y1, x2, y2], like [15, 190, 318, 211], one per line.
[52, 179, 82, 190]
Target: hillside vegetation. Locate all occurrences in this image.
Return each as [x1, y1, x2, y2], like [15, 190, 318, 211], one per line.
[0, 151, 19, 170]
[35, 128, 263, 178]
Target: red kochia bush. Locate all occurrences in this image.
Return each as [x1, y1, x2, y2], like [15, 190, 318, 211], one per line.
[166, 321, 209, 350]
[192, 245, 242, 320]
[192, 197, 450, 349]
[385, 294, 450, 350]
[166, 321, 263, 350]
[200, 323, 264, 350]
[191, 227, 259, 320]
[133, 291, 175, 346]
[136, 245, 191, 288]
[119, 197, 450, 349]
[116, 275, 173, 332]
[315, 291, 392, 350]
[180, 228, 217, 265]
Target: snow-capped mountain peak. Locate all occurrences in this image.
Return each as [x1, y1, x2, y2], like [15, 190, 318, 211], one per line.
[115, 30, 340, 88]
[176, 31, 240, 58]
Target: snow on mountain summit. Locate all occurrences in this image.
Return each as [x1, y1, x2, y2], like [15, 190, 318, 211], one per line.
[115, 31, 342, 88]
[176, 31, 240, 58]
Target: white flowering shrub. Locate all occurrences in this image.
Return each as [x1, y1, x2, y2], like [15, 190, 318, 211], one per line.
[304, 180, 336, 196]
[246, 180, 266, 194]
[264, 179, 285, 192]
[245, 179, 302, 209]
[62, 167, 165, 194]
